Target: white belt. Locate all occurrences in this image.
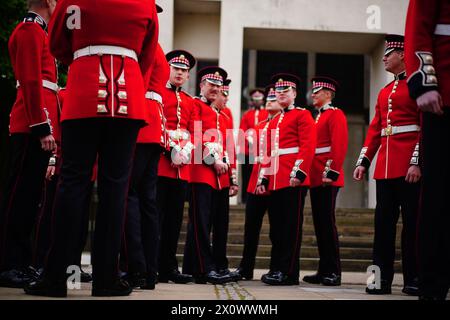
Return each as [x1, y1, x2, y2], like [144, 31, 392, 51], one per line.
[272, 147, 299, 156]
[315, 146, 331, 154]
[16, 79, 59, 92]
[145, 91, 163, 104]
[168, 130, 189, 141]
[73, 45, 138, 62]
[381, 124, 420, 137]
[435, 24, 450, 36]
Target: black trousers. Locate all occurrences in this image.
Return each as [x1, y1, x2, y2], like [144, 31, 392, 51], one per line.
[310, 186, 341, 275]
[0, 133, 50, 270]
[268, 187, 308, 278]
[120, 143, 161, 278]
[183, 183, 226, 276]
[240, 193, 270, 272]
[212, 188, 230, 271]
[44, 118, 141, 287]
[240, 155, 253, 204]
[373, 178, 419, 286]
[34, 176, 93, 269]
[418, 110, 450, 298]
[157, 176, 188, 276]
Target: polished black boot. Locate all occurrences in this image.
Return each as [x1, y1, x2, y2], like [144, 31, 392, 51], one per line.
[321, 273, 341, 286]
[92, 278, 132, 297]
[366, 280, 392, 294]
[24, 278, 67, 297]
[159, 269, 193, 284]
[302, 272, 323, 284]
[261, 271, 299, 286]
[194, 271, 232, 285]
[229, 267, 253, 281]
[141, 273, 157, 290]
[402, 278, 420, 296]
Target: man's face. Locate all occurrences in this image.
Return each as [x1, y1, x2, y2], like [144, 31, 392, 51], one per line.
[200, 81, 221, 102]
[169, 66, 189, 87]
[276, 87, 296, 108]
[214, 91, 228, 110]
[265, 100, 282, 113]
[252, 98, 264, 108]
[383, 50, 404, 73]
[311, 89, 332, 108]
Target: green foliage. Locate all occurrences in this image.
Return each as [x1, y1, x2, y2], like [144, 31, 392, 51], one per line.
[0, 0, 27, 82]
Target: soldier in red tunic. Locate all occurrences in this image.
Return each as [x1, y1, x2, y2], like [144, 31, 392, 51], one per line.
[0, 0, 58, 289]
[239, 88, 268, 203]
[156, 49, 197, 285]
[210, 78, 239, 279]
[303, 77, 347, 287]
[257, 73, 316, 285]
[25, 0, 159, 297]
[181, 66, 233, 284]
[231, 85, 281, 281]
[405, 0, 450, 300]
[120, 33, 169, 290]
[354, 35, 421, 296]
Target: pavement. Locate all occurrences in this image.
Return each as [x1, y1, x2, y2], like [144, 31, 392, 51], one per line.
[0, 269, 425, 300]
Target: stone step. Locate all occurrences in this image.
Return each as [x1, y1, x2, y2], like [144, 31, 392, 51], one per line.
[175, 254, 402, 273]
[175, 243, 401, 260]
[179, 222, 403, 237]
[184, 206, 376, 217]
[178, 232, 401, 248]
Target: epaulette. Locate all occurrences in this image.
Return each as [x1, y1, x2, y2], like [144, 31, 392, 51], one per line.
[23, 12, 47, 31]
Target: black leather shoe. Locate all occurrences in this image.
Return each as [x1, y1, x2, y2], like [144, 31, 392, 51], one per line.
[24, 278, 67, 297]
[402, 278, 419, 296]
[321, 273, 341, 286]
[0, 269, 32, 288]
[366, 280, 391, 294]
[229, 267, 253, 281]
[92, 279, 132, 297]
[122, 272, 146, 288]
[303, 272, 323, 284]
[261, 271, 299, 286]
[195, 271, 232, 285]
[159, 269, 193, 284]
[260, 270, 276, 283]
[141, 274, 157, 290]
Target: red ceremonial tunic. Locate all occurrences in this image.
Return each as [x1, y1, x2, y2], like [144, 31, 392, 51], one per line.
[356, 72, 420, 179]
[157, 84, 198, 181]
[239, 108, 269, 156]
[137, 43, 169, 145]
[48, 0, 159, 122]
[310, 105, 348, 188]
[405, 0, 450, 107]
[189, 98, 227, 190]
[8, 12, 58, 137]
[247, 117, 272, 195]
[262, 106, 316, 191]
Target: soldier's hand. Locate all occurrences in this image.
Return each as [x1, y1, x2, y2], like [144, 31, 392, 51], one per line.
[229, 185, 239, 197]
[45, 166, 56, 181]
[256, 185, 266, 195]
[353, 166, 366, 181]
[289, 178, 301, 187]
[416, 90, 443, 115]
[322, 178, 333, 186]
[40, 134, 57, 152]
[405, 165, 421, 184]
[214, 160, 228, 175]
